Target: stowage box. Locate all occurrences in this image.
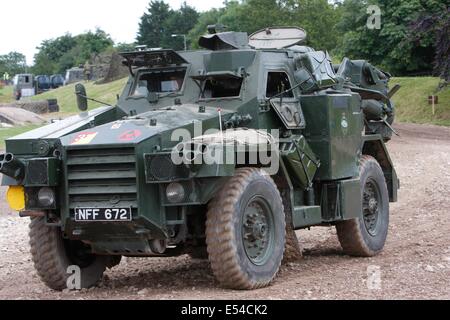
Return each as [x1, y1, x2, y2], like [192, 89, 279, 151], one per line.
[301, 92, 363, 181]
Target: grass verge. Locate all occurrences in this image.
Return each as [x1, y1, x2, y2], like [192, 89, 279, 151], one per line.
[0, 85, 13, 104]
[0, 125, 41, 149]
[391, 77, 450, 126]
[29, 78, 128, 113]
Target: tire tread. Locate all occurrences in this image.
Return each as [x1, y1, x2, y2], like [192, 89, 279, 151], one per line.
[206, 168, 285, 290]
[336, 155, 389, 257]
[29, 217, 68, 291]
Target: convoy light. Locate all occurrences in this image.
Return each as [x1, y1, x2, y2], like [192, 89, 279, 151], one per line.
[6, 186, 25, 211]
[37, 187, 55, 207]
[166, 183, 185, 204]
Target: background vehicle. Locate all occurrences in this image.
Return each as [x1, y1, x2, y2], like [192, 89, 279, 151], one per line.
[64, 67, 85, 85]
[35, 75, 51, 94]
[12, 74, 35, 100]
[2, 26, 399, 291]
[50, 74, 65, 89]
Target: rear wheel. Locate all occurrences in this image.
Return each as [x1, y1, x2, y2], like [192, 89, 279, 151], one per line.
[336, 156, 390, 257]
[206, 168, 286, 290]
[29, 216, 109, 291]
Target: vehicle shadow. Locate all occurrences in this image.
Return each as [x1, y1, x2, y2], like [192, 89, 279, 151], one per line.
[100, 242, 348, 292]
[101, 256, 217, 291]
[302, 246, 345, 257]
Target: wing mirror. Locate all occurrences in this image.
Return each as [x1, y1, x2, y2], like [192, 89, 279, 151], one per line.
[75, 83, 88, 112]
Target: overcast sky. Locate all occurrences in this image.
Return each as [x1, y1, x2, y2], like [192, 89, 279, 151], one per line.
[0, 0, 226, 65]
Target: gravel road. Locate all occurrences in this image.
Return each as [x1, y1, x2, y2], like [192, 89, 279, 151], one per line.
[0, 123, 449, 300]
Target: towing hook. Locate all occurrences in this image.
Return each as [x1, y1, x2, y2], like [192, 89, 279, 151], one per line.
[0, 153, 25, 181]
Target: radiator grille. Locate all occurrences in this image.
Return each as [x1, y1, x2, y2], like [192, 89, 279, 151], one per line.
[66, 147, 138, 215]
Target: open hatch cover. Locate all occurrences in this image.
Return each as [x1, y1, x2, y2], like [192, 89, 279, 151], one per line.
[249, 27, 307, 50]
[121, 50, 188, 68]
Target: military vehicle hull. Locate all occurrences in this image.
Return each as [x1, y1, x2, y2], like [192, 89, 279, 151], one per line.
[2, 27, 399, 291]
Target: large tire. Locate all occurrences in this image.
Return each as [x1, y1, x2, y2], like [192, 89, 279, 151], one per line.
[206, 168, 286, 290]
[29, 217, 108, 291]
[336, 156, 390, 257]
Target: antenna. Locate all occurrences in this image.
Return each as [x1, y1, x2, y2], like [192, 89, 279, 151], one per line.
[218, 107, 223, 133]
[217, 107, 225, 176]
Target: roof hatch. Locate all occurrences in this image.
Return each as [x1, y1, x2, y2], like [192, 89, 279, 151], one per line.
[249, 27, 307, 49]
[199, 32, 250, 51]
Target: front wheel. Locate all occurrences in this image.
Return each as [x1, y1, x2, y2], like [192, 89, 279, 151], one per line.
[336, 156, 390, 257]
[206, 168, 286, 290]
[29, 216, 109, 291]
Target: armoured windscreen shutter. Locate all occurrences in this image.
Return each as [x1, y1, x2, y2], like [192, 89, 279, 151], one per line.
[270, 100, 306, 130]
[267, 71, 306, 130]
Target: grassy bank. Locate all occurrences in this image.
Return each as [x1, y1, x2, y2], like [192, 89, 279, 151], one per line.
[0, 125, 41, 149]
[1, 79, 128, 147]
[29, 78, 128, 113]
[0, 85, 13, 104]
[4, 76, 449, 127]
[31, 76, 449, 126]
[391, 77, 449, 126]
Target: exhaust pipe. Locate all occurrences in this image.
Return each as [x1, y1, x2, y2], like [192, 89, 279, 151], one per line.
[0, 153, 25, 181]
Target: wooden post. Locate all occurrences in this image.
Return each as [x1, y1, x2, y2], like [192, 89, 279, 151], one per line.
[429, 95, 438, 115]
[432, 97, 435, 116]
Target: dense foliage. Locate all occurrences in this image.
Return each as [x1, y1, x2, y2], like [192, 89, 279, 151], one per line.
[138, 0, 449, 78]
[187, 0, 341, 51]
[32, 29, 114, 75]
[137, 1, 199, 50]
[409, 6, 450, 84]
[335, 0, 448, 76]
[2, 0, 448, 80]
[0, 52, 27, 77]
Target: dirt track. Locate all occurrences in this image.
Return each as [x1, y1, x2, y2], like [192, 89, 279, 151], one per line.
[0, 123, 449, 300]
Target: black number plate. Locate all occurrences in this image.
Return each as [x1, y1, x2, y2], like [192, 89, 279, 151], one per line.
[74, 208, 132, 222]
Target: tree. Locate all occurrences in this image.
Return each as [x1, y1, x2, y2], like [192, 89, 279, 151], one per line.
[188, 0, 341, 51]
[0, 52, 27, 76]
[33, 34, 77, 74]
[410, 6, 450, 84]
[137, 1, 199, 50]
[218, 0, 288, 36]
[285, 0, 342, 51]
[163, 3, 200, 50]
[74, 29, 114, 63]
[136, 0, 172, 48]
[335, 0, 447, 75]
[115, 43, 136, 53]
[188, 7, 227, 48]
[32, 29, 113, 75]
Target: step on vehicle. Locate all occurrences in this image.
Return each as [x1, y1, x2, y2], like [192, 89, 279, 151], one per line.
[2, 26, 400, 291]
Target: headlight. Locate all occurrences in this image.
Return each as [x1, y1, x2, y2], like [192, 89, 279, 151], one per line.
[166, 183, 185, 204]
[38, 187, 55, 207]
[6, 186, 25, 211]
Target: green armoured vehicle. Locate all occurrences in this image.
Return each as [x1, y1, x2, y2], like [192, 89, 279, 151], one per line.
[2, 27, 399, 290]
